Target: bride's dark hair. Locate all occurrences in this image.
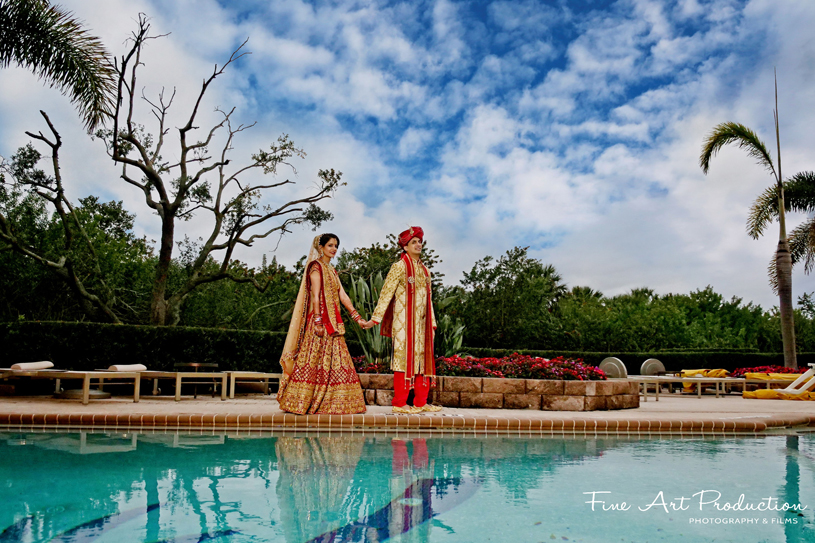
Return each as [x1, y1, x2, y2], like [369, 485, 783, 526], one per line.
[319, 233, 339, 247]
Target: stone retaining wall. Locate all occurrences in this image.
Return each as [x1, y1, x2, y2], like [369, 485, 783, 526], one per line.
[357, 374, 639, 411]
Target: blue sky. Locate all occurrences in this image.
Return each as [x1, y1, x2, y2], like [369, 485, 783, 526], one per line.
[3, 0, 815, 309]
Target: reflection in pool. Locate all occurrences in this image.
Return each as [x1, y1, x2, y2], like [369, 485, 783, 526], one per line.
[0, 431, 813, 542]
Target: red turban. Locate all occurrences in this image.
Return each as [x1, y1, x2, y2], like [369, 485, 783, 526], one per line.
[397, 226, 424, 247]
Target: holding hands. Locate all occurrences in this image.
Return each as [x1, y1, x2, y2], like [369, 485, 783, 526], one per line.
[349, 307, 377, 329]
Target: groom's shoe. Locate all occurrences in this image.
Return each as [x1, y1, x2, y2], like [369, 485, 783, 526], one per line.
[418, 404, 443, 413]
[392, 405, 422, 414]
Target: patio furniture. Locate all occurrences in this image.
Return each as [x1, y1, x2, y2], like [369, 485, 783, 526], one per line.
[629, 375, 743, 401]
[174, 362, 220, 399]
[777, 364, 815, 395]
[226, 371, 281, 399]
[1, 367, 142, 405]
[599, 357, 627, 378]
[640, 358, 665, 375]
[138, 369, 227, 401]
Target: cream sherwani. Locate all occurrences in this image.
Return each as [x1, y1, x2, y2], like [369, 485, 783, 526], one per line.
[372, 259, 436, 374]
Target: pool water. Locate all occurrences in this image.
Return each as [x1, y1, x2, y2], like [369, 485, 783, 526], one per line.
[1, 431, 813, 542]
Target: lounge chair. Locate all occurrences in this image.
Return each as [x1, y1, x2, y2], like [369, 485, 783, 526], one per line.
[1, 362, 142, 404]
[778, 364, 815, 395]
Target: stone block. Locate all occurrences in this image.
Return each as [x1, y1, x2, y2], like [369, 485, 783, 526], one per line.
[541, 395, 585, 411]
[437, 392, 460, 407]
[606, 394, 639, 410]
[364, 389, 376, 405]
[443, 376, 482, 393]
[375, 389, 394, 406]
[584, 395, 607, 411]
[565, 381, 597, 396]
[595, 381, 615, 395]
[370, 374, 394, 390]
[621, 394, 640, 409]
[460, 392, 503, 408]
[612, 380, 632, 395]
[357, 374, 372, 389]
[482, 378, 525, 394]
[526, 379, 564, 395]
[503, 393, 542, 409]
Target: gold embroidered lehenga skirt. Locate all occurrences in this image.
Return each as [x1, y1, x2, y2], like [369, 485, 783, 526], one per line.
[277, 318, 366, 415]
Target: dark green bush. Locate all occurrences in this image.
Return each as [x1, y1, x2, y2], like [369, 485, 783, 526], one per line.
[0, 321, 286, 372]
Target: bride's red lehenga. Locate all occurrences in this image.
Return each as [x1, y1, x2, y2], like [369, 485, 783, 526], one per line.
[277, 259, 366, 415]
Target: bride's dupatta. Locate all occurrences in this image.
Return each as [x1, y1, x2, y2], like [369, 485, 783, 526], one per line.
[279, 236, 346, 376]
[279, 236, 321, 376]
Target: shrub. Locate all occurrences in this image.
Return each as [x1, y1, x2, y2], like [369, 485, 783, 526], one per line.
[731, 365, 808, 378]
[0, 321, 285, 372]
[354, 353, 606, 381]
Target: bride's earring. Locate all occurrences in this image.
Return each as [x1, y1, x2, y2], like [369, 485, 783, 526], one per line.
[318, 249, 324, 258]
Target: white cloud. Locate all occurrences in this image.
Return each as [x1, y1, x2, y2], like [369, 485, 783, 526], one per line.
[4, 0, 815, 314]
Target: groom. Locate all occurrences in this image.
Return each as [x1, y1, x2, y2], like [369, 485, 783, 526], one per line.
[365, 227, 441, 414]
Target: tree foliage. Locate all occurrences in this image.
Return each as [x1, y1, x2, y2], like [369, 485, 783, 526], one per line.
[459, 246, 566, 349]
[0, 0, 116, 131]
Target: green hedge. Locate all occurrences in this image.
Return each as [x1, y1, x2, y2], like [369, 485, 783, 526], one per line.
[461, 347, 815, 374]
[1, 321, 286, 372]
[3, 322, 811, 375]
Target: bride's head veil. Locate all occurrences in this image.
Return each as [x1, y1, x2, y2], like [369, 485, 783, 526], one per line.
[280, 235, 323, 374]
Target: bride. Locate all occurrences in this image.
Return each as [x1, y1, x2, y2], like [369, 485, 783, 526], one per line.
[276, 233, 367, 414]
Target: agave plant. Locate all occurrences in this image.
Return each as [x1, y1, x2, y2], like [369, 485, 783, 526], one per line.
[347, 272, 391, 365]
[434, 295, 466, 357]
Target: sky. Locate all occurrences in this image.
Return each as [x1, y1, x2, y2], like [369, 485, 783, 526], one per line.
[3, 0, 815, 310]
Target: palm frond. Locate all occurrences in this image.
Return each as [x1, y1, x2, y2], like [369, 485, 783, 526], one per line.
[747, 171, 815, 239]
[747, 184, 779, 239]
[784, 171, 815, 213]
[767, 222, 815, 293]
[0, 0, 116, 131]
[789, 218, 815, 274]
[699, 122, 776, 180]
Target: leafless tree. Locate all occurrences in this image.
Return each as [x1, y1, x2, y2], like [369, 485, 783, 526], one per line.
[99, 16, 341, 325]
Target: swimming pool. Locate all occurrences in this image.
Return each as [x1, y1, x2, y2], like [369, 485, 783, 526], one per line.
[1, 430, 813, 542]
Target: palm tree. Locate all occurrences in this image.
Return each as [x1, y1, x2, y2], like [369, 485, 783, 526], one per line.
[750, 171, 815, 277]
[0, 0, 115, 131]
[699, 77, 797, 368]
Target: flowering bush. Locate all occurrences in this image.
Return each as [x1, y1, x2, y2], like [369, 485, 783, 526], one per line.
[731, 365, 808, 378]
[354, 356, 390, 375]
[354, 352, 606, 381]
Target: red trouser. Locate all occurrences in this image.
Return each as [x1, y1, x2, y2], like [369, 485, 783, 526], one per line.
[392, 438, 429, 475]
[393, 372, 430, 407]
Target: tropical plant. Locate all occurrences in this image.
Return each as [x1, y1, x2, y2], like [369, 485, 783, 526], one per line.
[346, 272, 391, 365]
[460, 246, 566, 349]
[750, 171, 815, 279]
[0, 0, 116, 131]
[699, 77, 797, 368]
[434, 295, 466, 357]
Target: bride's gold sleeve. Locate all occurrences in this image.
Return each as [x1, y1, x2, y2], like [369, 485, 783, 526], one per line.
[371, 260, 404, 323]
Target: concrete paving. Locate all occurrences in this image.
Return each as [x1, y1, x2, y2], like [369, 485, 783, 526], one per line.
[2, 390, 815, 434]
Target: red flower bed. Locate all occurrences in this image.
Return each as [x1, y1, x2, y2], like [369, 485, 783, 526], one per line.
[354, 353, 606, 381]
[731, 365, 808, 378]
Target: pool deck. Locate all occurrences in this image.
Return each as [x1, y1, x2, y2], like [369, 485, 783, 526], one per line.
[2, 392, 815, 435]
